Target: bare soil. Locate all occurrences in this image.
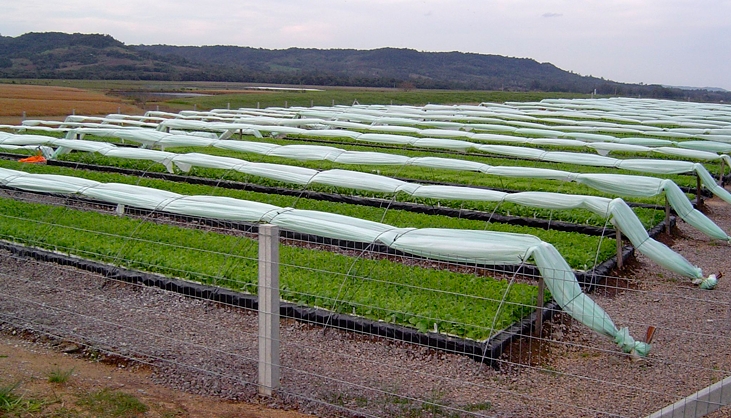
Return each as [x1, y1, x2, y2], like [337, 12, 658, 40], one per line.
[0, 84, 144, 122]
[0, 334, 312, 417]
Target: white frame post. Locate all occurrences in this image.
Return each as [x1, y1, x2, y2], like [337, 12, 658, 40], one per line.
[258, 224, 280, 396]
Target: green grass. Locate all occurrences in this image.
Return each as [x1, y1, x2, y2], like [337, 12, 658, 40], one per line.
[75, 388, 148, 417]
[0, 380, 161, 418]
[0, 382, 44, 415]
[47, 367, 75, 384]
[167, 89, 593, 111]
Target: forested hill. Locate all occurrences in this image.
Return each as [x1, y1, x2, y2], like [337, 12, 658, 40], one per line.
[136, 45, 587, 91]
[0, 32, 201, 80]
[1, 32, 729, 101]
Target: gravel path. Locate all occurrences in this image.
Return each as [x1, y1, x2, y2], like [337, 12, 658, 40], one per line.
[2, 194, 731, 417]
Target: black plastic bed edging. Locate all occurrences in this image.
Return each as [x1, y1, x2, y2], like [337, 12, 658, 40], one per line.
[36, 158, 631, 236]
[0, 239, 525, 368]
[0, 184, 634, 289]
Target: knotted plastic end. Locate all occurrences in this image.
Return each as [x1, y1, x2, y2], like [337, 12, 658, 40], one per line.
[614, 327, 651, 357]
[700, 274, 718, 290]
[693, 274, 718, 290]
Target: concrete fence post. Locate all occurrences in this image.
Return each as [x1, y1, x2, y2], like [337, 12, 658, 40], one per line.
[258, 224, 280, 396]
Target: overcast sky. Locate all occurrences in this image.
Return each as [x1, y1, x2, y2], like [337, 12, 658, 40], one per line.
[2, 0, 730, 90]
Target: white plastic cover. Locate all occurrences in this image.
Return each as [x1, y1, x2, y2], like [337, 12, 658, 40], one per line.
[3, 132, 728, 251]
[0, 167, 650, 355]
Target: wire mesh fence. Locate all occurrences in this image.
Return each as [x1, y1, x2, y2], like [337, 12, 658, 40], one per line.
[1, 183, 731, 417]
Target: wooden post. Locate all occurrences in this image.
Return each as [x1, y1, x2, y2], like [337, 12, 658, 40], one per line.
[696, 173, 703, 208]
[665, 195, 671, 235]
[258, 224, 280, 396]
[616, 228, 623, 270]
[533, 277, 545, 337]
[720, 159, 726, 185]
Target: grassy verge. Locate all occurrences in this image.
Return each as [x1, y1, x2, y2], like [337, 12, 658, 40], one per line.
[0, 380, 151, 417]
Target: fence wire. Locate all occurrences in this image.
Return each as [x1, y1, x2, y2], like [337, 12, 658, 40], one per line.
[1, 185, 731, 418]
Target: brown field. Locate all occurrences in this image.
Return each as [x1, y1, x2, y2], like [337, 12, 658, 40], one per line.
[0, 84, 144, 124]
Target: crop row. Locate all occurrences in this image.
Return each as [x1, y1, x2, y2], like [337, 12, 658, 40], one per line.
[273, 135, 715, 188]
[0, 159, 617, 269]
[49, 134, 669, 229]
[77, 130, 704, 195]
[0, 194, 543, 340]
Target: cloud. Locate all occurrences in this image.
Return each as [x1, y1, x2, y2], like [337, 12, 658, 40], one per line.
[1, 0, 729, 89]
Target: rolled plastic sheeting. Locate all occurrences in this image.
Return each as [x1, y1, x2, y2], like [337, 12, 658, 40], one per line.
[478, 144, 731, 202]
[58, 115, 731, 173]
[5, 133, 726, 284]
[530, 240, 651, 356]
[5, 131, 729, 244]
[148, 106, 731, 161]
[0, 167, 651, 356]
[17, 98, 725, 160]
[609, 199, 717, 289]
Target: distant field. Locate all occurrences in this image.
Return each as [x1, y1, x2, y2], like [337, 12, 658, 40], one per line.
[0, 79, 594, 117]
[0, 83, 144, 124]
